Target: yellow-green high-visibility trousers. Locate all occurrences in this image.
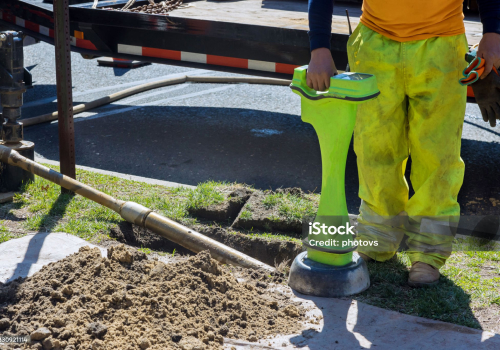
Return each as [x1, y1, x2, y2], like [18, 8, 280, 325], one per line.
[348, 24, 469, 268]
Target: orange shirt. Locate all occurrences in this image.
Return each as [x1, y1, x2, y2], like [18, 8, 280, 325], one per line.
[360, 0, 465, 42]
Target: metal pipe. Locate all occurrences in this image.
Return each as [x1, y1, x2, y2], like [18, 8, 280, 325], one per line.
[0, 145, 274, 272]
[21, 75, 291, 127]
[53, 0, 76, 191]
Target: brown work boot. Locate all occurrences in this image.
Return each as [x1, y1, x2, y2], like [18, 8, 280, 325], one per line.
[358, 252, 373, 262]
[408, 262, 440, 287]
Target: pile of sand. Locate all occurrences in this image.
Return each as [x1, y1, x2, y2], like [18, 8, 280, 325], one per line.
[0, 245, 304, 349]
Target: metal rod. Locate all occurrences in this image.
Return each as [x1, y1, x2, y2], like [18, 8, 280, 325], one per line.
[346, 9, 352, 35]
[53, 0, 76, 193]
[0, 145, 274, 272]
[345, 9, 352, 73]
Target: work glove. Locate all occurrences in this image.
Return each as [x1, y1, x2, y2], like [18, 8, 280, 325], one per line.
[471, 70, 500, 127]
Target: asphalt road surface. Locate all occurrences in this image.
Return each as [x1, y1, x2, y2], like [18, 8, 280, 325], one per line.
[18, 40, 500, 216]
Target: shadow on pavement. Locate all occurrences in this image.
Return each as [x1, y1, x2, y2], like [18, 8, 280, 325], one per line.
[113, 66, 132, 77]
[2, 232, 51, 284]
[288, 257, 498, 349]
[3, 193, 73, 283]
[288, 294, 498, 349]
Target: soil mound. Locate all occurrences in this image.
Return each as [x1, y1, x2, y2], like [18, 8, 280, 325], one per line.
[0, 245, 303, 349]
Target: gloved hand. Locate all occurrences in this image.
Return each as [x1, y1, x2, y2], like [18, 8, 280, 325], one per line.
[471, 70, 500, 127]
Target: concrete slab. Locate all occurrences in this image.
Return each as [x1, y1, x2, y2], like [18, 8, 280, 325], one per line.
[1, 233, 498, 349]
[0, 192, 15, 203]
[0, 232, 106, 284]
[225, 287, 500, 350]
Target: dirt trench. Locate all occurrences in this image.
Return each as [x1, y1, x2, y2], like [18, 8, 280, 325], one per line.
[109, 221, 303, 267]
[108, 187, 310, 267]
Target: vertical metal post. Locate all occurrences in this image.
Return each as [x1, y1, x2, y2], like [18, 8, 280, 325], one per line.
[53, 0, 76, 193]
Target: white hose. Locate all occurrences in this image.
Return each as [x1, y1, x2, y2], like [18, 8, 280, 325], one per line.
[22, 75, 291, 127]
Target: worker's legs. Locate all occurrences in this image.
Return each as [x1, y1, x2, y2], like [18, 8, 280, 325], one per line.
[404, 34, 468, 268]
[347, 25, 468, 267]
[347, 24, 409, 261]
